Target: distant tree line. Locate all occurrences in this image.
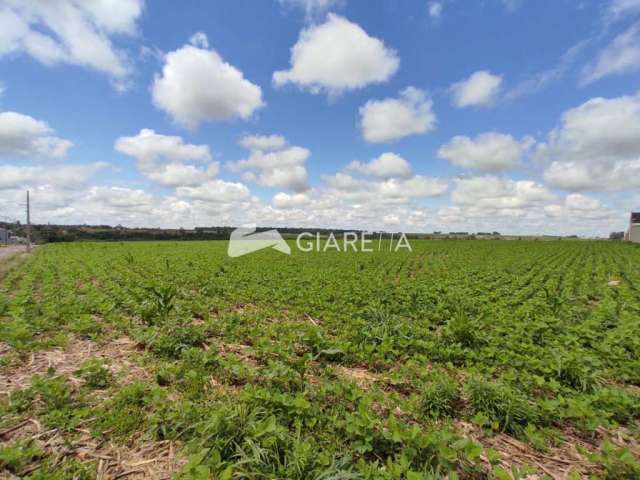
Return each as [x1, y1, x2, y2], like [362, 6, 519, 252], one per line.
[1, 223, 423, 244]
[4, 221, 587, 244]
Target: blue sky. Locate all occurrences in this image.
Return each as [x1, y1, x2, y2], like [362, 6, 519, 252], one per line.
[1, 0, 639, 235]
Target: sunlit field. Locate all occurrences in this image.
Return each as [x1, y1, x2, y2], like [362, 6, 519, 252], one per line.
[1, 240, 640, 478]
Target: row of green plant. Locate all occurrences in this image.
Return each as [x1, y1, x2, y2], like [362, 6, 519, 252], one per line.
[1, 240, 639, 478]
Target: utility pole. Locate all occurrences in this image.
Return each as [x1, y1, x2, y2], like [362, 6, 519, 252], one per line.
[26, 190, 31, 253]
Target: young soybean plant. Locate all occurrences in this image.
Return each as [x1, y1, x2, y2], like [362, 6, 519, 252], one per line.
[75, 358, 113, 389]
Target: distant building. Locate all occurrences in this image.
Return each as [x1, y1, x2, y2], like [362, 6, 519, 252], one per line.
[0, 228, 27, 245]
[0, 228, 10, 244]
[625, 213, 640, 243]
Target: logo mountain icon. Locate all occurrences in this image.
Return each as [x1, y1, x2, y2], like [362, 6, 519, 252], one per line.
[227, 226, 291, 257]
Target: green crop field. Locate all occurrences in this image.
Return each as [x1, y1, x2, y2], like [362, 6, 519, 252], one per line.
[1, 240, 639, 479]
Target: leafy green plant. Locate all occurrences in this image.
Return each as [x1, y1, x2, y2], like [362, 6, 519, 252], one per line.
[141, 284, 178, 324]
[138, 321, 205, 358]
[4, 239, 640, 478]
[23, 374, 90, 431]
[589, 440, 640, 479]
[24, 460, 97, 480]
[75, 358, 113, 389]
[0, 441, 42, 474]
[68, 314, 104, 339]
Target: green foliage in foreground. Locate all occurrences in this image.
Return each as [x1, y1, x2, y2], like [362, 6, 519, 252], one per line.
[1, 239, 640, 478]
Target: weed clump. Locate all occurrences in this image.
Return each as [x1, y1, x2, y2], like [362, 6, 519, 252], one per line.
[138, 321, 205, 359]
[94, 382, 165, 438]
[553, 354, 602, 393]
[421, 372, 460, 419]
[466, 378, 538, 434]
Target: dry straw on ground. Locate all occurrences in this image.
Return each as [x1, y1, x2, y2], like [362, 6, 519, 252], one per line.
[0, 337, 185, 479]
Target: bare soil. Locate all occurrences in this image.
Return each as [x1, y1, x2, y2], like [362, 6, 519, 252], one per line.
[0, 246, 28, 263]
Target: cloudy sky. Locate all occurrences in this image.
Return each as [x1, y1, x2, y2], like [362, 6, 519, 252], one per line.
[1, 0, 639, 235]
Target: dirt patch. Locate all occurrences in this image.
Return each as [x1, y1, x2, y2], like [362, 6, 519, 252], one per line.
[0, 342, 14, 358]
[214, 341, 259, 367]
[456, 421, 600, 479]
[592, 424, 640, 458]
[229, 303, 257, 315]
[0, 418, 185, 479]
[0, 246, 28, 262]
[335, 365, 378, 389]
[0, 246, 30, 280]
[207, 375, 241, 396]
[0, 337, 149, 396]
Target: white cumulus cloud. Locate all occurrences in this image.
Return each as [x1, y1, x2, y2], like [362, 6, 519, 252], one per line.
[256, 166, 309, 192]
[239, 134, 287, 151]
[450, 70, 502, 108]
[545, 193, 614, 221]
[539, 92, 640, 191]
[0, 0, 143, 86]
[379, 176, 448, 199]
[230, 146, 310, 171]
[115, 128, 211, 163]
[176, 179, 251, 204]
[323, 171, 448, 201]
[0, 111, 72, 159]
[359, 87, 436, 143]
[0, 162, 107, 190]
[438, 132, 533, 172]
[452, 176, 555, 210]
[152, 33, 264, 129]
[115, 128, 218, 187]
[145, 163, 218, 188]
[347, 152, 412, 179]
[230, 138, 310, 192]
[88, 185, 153, 209]
[273, 13, 399, 96]
[272, 191, 312, 209]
